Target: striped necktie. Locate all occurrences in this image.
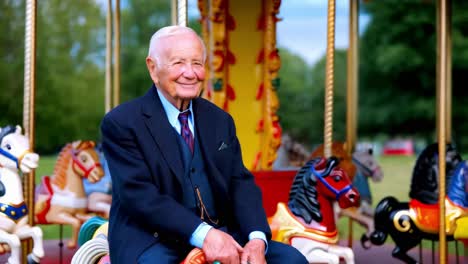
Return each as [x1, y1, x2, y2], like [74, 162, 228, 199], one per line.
[178, 111, 194, 154]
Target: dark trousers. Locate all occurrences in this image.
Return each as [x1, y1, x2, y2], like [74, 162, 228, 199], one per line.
[137, 240, 307, 264]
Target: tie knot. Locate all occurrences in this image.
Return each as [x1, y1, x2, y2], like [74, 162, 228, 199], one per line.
[178, 111, 190, 125]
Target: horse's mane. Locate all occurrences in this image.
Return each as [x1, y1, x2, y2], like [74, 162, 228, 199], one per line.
[409, 142, 462, 204]
[0, 125, 16, 143]
[288, 158, 321, 224]
[52, 141, 95, 189]
[52, 143, 74, 189]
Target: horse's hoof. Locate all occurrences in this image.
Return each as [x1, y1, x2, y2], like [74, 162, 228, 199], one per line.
[27, 254, 40, 264]
[360, 234, 371, 249]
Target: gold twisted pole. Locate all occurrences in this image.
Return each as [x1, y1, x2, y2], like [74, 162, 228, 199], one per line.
[105, 0, 112, 113]
[177, 0, 188, 26]
[112, 0, 120, 108]
[436, 0, 448, 263]
[346, 0, 359, 248]
[346, 0, 358, 155]
[23, 0, 37, 255]
[446, 2, 452, 142]
[323, 0, 336, 158]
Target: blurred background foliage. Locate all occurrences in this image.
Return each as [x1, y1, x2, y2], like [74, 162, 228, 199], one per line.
[1, 0, 468, 153]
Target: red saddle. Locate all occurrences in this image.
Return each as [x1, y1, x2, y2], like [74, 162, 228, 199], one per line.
[34, 176, 54, 224]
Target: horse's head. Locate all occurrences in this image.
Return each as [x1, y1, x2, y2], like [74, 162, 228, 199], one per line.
[410, 143, 462, 204]
[0, 125, 39, 173]
[288, 157, 360, 224]
[311, 157, 360, 209]
[70, 140, 104, 183]
[352, 148, 383, 182]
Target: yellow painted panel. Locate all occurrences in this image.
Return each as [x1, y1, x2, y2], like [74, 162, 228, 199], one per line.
[229, 0, 263, 169]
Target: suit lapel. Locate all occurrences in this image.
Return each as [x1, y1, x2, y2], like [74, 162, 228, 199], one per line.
[141, 87, 185, 184]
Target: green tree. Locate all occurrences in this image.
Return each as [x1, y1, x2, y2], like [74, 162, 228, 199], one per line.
[277, 48, 348, 147]
[0, 0, 26, 129]
[0, 1, 105, 153]
[34, 0, 105, 153]
[120, 0, 172, 101]
[360, 0, 468, 148]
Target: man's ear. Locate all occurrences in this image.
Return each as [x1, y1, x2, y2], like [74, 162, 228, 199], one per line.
[146, 57, 159, 84]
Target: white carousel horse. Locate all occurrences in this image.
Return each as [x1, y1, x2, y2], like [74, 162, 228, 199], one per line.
[270, 157, 360, 264]
[0, 125, 44, 264]
[35, 140, 104, 249]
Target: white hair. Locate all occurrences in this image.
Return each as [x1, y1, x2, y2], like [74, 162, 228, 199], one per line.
[147, 26, 206, 64]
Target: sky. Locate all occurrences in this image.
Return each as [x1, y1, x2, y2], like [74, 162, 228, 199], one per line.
[188, 0, 370, 66]
[275, 0, 370, 65]
[97, 0, 371, 66]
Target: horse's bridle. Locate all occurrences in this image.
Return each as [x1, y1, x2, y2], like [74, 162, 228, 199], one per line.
[0, 147, 32, 169]
[310, 159, 353, 200]
[71, 149, 101, 178]
[352, 156, 375, 177]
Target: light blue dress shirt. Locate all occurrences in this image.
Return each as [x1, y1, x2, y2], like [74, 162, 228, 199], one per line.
[157, 89, 267, 251]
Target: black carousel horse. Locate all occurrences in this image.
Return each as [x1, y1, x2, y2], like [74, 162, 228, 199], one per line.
[366, 143, 468, 263]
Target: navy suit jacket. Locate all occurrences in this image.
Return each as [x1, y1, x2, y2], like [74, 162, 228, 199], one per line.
[101, 86, 271, 263]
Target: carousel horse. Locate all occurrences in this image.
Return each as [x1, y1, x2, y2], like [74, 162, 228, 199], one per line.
[310, 143, 384, 243]
[0, 125, 44, 264]
[341, 147, 383, 246]
[72, 216, 208, 264]
[269, 156, 360, 264]
[35, 140, 104, 249]
[367, 143, 468, 264]
[83, 144, 112, 218]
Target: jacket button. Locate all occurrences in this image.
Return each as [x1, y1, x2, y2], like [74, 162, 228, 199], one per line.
[191, 168, 195, 173]
[153, 232, 159, 238]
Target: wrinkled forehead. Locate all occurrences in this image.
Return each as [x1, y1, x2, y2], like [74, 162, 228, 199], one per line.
[151, 31, 206, 61]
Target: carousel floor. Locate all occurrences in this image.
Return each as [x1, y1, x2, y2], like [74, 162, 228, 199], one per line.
[0, 239, 465, 263]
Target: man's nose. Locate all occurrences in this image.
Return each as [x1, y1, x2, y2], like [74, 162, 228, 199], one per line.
[182, 64, 197, 78]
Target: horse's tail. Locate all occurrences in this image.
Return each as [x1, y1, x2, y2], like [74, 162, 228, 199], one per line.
[78, 216, 108, 246]
[364, 196, 400, 247]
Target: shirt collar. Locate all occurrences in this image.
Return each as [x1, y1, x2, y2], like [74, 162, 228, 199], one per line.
[157, 88, 194, 131]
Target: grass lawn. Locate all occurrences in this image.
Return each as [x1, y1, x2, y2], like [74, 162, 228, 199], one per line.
[336, 155, 416, 241]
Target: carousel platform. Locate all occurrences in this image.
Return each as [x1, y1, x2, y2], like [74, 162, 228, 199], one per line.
[0, 239, 465, 264]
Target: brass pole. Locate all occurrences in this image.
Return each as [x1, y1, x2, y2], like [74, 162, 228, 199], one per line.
[346, 0, 358, 154]
[436, 0, 448, 263]
[23, 0, 37, 256]
[105, 0, 112, 113]
[113, 0, 120, 108]
[177, 0, 188, 26]
[446, 2, 452, 142]
[346, 0, 359, 247]
[171, 0, 178, 25]
[324, 0, 336, 158]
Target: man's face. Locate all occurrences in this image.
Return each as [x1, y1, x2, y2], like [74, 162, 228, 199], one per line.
[148, 32, 206, 108]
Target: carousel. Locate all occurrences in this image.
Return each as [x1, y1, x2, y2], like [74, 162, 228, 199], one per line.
[1, 0, 466, 263]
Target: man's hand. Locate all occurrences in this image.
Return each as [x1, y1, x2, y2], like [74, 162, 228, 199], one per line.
[240, 239, 266, 264]
[202, 228, 243, 264]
